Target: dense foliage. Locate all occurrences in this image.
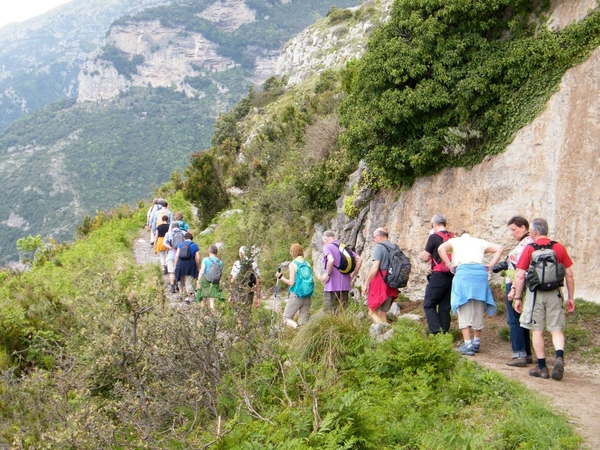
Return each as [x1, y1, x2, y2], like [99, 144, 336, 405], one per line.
[340, 0, 600, 187]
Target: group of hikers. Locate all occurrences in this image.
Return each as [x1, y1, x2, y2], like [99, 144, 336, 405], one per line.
[146, 199, 576, 380]
[421, 214, 575, 381]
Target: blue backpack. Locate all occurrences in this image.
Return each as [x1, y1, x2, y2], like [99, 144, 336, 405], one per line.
[292, 260, 314, 297]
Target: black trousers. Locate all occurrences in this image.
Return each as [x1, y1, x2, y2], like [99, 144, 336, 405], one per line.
[424, 271, 453, 334]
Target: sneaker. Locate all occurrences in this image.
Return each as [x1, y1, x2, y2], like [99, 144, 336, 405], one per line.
[506, 357, 527, 367]
[526, 355, 533, 364]
[456, 344, 475, 356]
[529, 365, 549, 379]
[551, 357, 564, 381]
[471, 342, 481, 353]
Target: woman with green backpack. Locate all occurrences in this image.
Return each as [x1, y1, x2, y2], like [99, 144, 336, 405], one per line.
[275, 243, 314, 329]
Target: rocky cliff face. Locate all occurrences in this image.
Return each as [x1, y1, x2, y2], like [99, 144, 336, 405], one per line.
[275, 0, 393, 86]
[77, 0, 283, 102]
[78, 20, 238, 102]
[316, 0, 600, 304]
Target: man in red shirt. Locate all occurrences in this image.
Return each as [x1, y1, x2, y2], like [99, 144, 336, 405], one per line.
[508, 218, 575, 381]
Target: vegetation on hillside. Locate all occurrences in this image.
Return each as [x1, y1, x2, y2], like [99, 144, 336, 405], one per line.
[340, 0, 600, 188]
[0, 79, 249, 264]
[0, 203, 591, 446]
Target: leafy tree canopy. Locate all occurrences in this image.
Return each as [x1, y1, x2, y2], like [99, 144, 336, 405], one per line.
[340, 0, 600, 187]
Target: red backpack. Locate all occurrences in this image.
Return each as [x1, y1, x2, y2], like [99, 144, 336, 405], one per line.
[432, 231, 454, 273]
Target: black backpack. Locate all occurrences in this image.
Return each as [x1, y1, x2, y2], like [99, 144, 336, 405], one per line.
[179, 242, 192, 260]
[333, 243, 357, 274]
[379, 242, 411, 289]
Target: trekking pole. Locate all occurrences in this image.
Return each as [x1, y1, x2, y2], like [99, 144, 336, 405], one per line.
[272, 266, 281, 325]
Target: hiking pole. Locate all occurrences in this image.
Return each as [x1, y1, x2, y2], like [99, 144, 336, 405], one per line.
[272, 266, 281, 325]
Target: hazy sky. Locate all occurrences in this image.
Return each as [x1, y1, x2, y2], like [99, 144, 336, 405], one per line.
[0, 0, 72, 29]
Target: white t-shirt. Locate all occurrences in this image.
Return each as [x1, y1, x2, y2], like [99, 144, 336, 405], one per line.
[447, 234, 490, 265]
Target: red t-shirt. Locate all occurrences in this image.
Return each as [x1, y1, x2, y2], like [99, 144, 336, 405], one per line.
[516, 237, 573, 270]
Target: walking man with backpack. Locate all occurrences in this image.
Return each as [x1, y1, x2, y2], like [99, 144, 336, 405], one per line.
[421, 214, 454, 334]
[164, 221, 185, 293]
[363, 227, 402, 324]
[197, 244, 224, 310]
[320, 230, 363, 312]
[174, 232, 200, 304]
[509, 218, 575, 380]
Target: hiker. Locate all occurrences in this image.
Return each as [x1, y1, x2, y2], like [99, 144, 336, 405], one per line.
[146, 198, 161, 245]
[197, 244, 224, 310]
[174, 211, 189, 232]
[320, 230, 362, 312]
[150, 199, 173, 244]
[275, 243, 314, 329]
[164, 221, 185, 293]
[509, 218, 575, 380]
[421, 214, 454, 334]
[438, 231, 503, 355]
[502, 216, 534, 367]
[230, 245, 261, 308]
[363, 227, 399, 324]
[174, 232, 201, 304]
[154, 214, 170, 274]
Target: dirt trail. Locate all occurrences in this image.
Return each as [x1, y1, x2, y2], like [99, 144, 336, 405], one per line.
[472, 317, 600, 450]
[133, 232, 600, 448]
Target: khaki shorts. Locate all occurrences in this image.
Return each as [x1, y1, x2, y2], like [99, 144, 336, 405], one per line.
[323, 291, 349, 312]
[377, 297, 393, 313]
[457, 300, 485, 330]
[167, 259, 175, 273]
[520, 290, 565, 332]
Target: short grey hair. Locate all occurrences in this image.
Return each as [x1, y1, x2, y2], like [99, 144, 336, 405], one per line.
[431, 214, 447, 226]
[323, 230, 336, 239]
[531, 218, 549, 236]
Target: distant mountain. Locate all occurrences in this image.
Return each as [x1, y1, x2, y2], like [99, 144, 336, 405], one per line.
[0, 0, 363, 264]
[0, 0, 174, 134]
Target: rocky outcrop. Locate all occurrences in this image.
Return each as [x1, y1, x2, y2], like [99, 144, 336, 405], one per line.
[276, 0, 393, 86]
[78, 20, 237, 102]
[199, 0, 256, 31]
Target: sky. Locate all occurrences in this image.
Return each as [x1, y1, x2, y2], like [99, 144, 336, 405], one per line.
[0, 0, 72, 29]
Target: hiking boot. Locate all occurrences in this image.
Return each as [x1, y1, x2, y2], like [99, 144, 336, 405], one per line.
[551, 357, 564, 381]
[471, 342, 480, 353]
[456, 344, 475, 356]
[526, 355, 533, 364]
[169, 284, 176, 294]
[529, 365, 549, 379]
[162, 265, 167, 275]
[506, 357, 527, 367]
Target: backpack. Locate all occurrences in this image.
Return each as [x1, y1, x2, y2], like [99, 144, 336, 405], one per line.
[333, 243, 357, 274]
[432, 231, 454, 273]
[168, 228, 185, 250]
[177, 220, 189, 231]
[379, 242, 411, 289]
[526, 241, 566, 292]
[238, 258, 257, 287]
[292, 260, 314, 297]
[179, 241, 192, 260]
[205, 257, 223, 283]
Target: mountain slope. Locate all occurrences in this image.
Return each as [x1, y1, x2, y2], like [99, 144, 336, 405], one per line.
[0, 0, 174, 133]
